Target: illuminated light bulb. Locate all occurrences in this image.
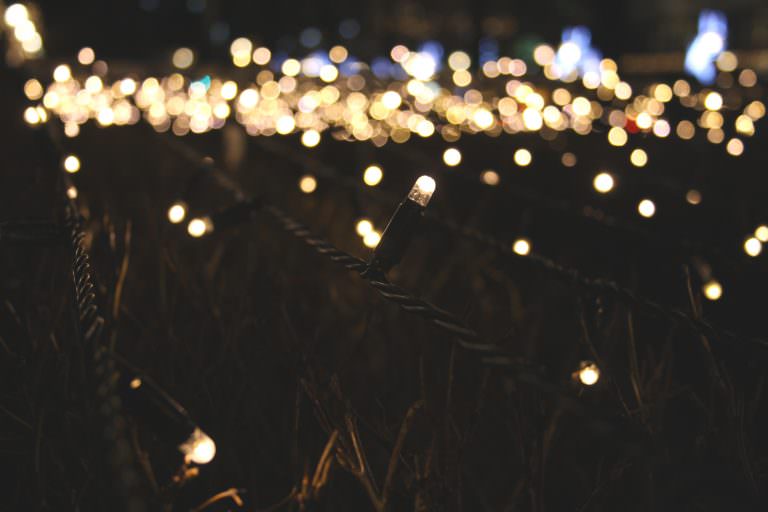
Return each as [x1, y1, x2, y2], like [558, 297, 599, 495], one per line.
[614, 82, 632, 100]
[443, 148, 462, 167]
[187, 217, 212, 237]
[677, 120, 696, 140]
[275, 115, 295, 134]
[472, 108, 494, 129]
[23, 106, 40, 125]
[299, 175, 317, 194]
[381, 91, 402, 110]
[522, 109, 543, 130]
[252, 46, 271, 65]
[171, 47, 194, 69]
[66, 186, 78, 199]
[652, 119, 671, 138]
[329, 45, 348, 63]
[356, 219, 373, 237]
[53, 64, 71, 82]
[363, 165, 383, 186]
[220, 80, 238, 100]
[167, 202, 187, 224]
[363, 230, 381, 248]
[23, 79, 43, 100]
[119, 78, 137, 96]
[744, 237, 762, 257]
[514, 148, 532, 167]
[607, 126, 628, 147]
[593, 172, 614, 193]
[703, 280, 722, 301]
[630, 148, 648, 167]
[63, 155, 81, 173]
[686, 189, 702, 205]
[726, 138, 744, 156]
[561, 152, 577, 167]
[653, 83, 673, 102]
[4, 4, 29, 27]
[571, 97, 591, 117]
[577, 361, 600, 386]
[407, 175, 436, 208]
[129, 378, 142, 389]
[281, 58, 301, 77]
[481, 169, 500, 186]
[319, 64, 338, 82]
[180, 428, 216, 465]
[301, 130, 321, 148]
[638, 199, 656, 218]
[78, 47, 95, 65]
[512, 238, 531, 256]
[704, 91, 722, 111]
[448, 51, 471, 70]
[755, 225, 768, 243]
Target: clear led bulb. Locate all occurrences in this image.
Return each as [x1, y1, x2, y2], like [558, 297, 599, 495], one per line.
[179, 427, 216, 465]
[407, 175, 436, 208]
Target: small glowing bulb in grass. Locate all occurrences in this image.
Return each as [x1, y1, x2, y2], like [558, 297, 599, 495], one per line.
[180, 427, 216, 465]
[66, 186, 78, 199]
[703, 280, 722, 301]
[638, 199, 656, 218]
[369, 176, 436, 272]
[167, 202, 187, 224]
[744, 237, 762, 257]
[686, 189, 702, 205]
[356, 219, 374, 237]
[63, 155, 81, 173]
[363, 230, 381, 248]
[755, 225, 768, 243]
[512, 238, 531, 256]
[576, 361, 600, 386]
[299, 175, 317, 194]
[187, 217, 212, 238]
[443, 148, 461, 167]
[363, 165, 383, 186]
[593, 172, 614, 193]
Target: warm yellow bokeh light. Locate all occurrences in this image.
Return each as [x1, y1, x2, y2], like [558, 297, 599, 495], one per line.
[704, 91, 723, 111]
[443, 148, 462, 166]
[481, 169, 499, 186]
[593, 172, 614, 193]
[187, 218, 210, 238]
[167, 202, 187, 224]
[356, 219, 373, 237]
[755, 225, 768, 243]
[638, 199, 656, 218]
[514, 148, 532, 167]
[63, 155, 80, 173]
[512, 238, 531, 256]
[686, 189, 702, 205]
[630, 148, 647, 167]
[363, 230, 381, 248]
[172, 47, 194, 69]
[299, 175, 317, 194]
[578, 362, 600, 386]
[301, 129, 321, 148]
[726, 138, 744, 156]
[608, 126, 628, 147]
[703, 280, 722, 301]
[363, 165, 383, 186]
[744, 237, 762, 257]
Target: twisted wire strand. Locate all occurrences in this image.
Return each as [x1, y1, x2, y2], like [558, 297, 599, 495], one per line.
[262, 203, 625, 429]
[53, 128, 146, 510]
[252, 137, 768, 354]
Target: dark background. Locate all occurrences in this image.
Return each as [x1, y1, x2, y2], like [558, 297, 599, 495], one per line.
[2, 1, 768, 510]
